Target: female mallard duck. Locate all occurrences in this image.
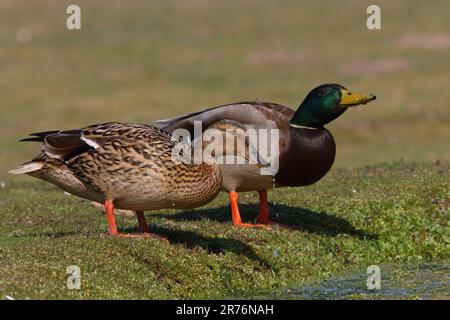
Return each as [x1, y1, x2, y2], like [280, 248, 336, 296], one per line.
[155, 83, 376, 229]
[9, 122, 223, 238]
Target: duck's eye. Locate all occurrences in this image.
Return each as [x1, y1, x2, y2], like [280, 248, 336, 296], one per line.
[318, 88, 329, 95]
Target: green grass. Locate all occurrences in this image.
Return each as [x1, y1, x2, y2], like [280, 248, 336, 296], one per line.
[0, 162, 448, 299]
[0, 0, 449, 299]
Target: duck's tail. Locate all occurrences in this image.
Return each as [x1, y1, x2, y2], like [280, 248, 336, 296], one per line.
[8, 162, 43, 175]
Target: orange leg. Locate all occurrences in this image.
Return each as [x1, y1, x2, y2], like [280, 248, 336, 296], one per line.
[229, 191, 271, 230]
[104, 200, 119, 236]
[255, 190, 273, 225]
[103, 200, 165, 239]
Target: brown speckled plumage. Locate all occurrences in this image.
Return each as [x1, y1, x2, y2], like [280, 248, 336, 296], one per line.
[13, 122, 222, 211]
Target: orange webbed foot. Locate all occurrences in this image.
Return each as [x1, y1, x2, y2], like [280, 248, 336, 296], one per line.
[229, 191, 272, 231]
[234, 221, 271, 230]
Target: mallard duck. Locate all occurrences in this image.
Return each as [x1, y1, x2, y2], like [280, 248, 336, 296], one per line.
[155, 84, 376, 229]
[9, 122, 223, 238]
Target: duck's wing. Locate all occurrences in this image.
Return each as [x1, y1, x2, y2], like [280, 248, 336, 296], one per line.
[21, 122, 169, 162]
[22, 128, 91, 161]
[154, 101, 295, 135]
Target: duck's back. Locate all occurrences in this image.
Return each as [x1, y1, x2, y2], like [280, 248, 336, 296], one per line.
[156, 101, 294, 134]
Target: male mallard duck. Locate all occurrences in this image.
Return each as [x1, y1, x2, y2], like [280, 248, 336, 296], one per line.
[155, 84, 376, 229]
[9, 122, 223, 238]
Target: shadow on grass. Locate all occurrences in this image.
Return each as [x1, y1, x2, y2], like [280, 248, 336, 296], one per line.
[153, 203, 378, 240]
[122, 224, 273, 269]
[16, 203, 375, 270]
[15, 224, 273, 269]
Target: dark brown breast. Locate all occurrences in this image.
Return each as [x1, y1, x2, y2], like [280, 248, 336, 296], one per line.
[275, 127, 336, 187]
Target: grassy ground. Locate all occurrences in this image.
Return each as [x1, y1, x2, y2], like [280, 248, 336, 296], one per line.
[0, 0, 449, 299]
[0, 162, 448, 299]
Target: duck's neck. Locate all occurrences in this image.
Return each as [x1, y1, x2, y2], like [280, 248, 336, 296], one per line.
[288, 122, 319, 130]
[289, 105, 346, 129]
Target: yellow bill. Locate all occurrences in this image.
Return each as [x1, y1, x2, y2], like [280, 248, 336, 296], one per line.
[339, 89, 376, 107]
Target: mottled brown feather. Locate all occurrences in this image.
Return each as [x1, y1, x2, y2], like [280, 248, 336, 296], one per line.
[16, 122, 223, 211]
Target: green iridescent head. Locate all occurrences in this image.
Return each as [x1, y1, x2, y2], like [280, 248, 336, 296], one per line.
[289, 84, 376, 128]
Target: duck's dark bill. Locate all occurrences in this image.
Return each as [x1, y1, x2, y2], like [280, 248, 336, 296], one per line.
[339, 89, 376, 107]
